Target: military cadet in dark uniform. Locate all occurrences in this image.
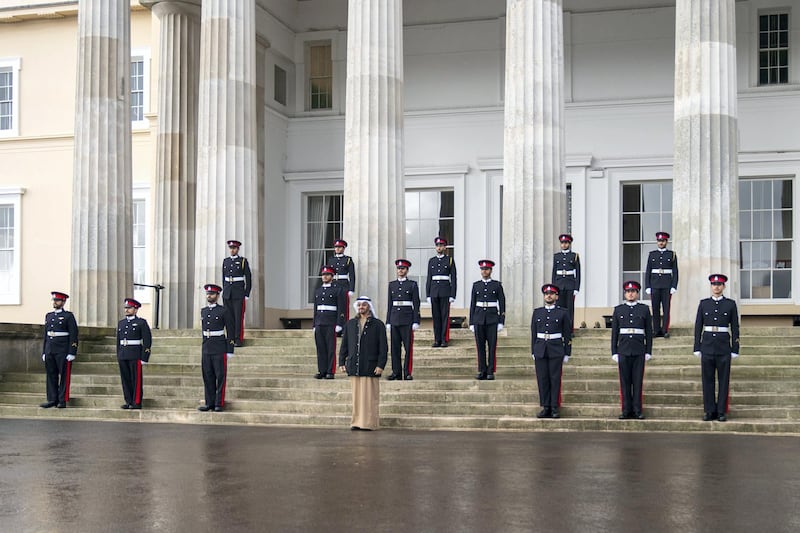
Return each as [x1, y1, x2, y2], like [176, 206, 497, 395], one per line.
[222, 239, 252, 347]
[645, 231, 679, 338]
[386, 259, 420, 380]
[611, 280, 653, 420]
[313, 265, 346, 379]
[469, 260, 506, 380]
[329, 239, 356, 323]
[426, 236, 457, 348]
[551, 234, 581, 328]
[41, 291, 79, 409]
[531, 284, 572, 418]
[116, 298, 152, 410]
[198, 284, 236, 412]
[694, 273, 740, 422]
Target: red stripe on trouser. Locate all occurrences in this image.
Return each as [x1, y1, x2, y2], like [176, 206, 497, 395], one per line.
[492, 342, 497, 373]
[345, 293, 350, 322]
[558, 372, 563, 407]
[572, 294, 576, 332]
[239, 299, 247, 342]
[64, 360, 72, 401]
[665, 294, 672, 332]
[640, 363, 645, 408]
[444, 307, 451, 342]
[617, 365, 624, 410]
[220, 356, 228, 406]
[329, 332, 338, 374]
[474, 335, 481, 371]
[408, 331, 414, 374]
[724, 369, 731, 414]
[135, 360, 143, 405]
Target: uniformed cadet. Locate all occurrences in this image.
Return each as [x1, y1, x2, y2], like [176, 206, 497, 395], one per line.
[329, 239, 356, 323]
[645, 231, 679, 338]
[198, 284, 236, 412]
[530, 284, 572, 418]
[386, 259, 420, 380]
[551, 234, 581, 327]
[222, 239, 252, 347]
[40, 291, 79, 409]
[313, 265, 346, 379]
[469, 259, 506, 380]
[611, 280, 653, 420]
[426, 236, 457, 347]
[693, 274, 740, 422]
[116, 298, 152, 410]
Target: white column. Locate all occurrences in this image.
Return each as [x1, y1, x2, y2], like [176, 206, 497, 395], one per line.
[71, 0, 132, 326]
[343, 0, 405, 315]
[194, 0, 260, 326]
[151, 0, 201, 329]
[501, 0, 566, 326]
[673, 0, 739, 325]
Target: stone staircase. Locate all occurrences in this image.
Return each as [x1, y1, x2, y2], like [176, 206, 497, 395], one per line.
[1, 326, 799, 434]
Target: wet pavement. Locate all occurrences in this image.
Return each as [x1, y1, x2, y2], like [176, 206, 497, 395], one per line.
[1, 420, 799, 533]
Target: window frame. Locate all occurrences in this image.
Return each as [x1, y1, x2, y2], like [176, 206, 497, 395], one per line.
[0, 187, 24, 305]
[132, 184, 151, 303]
[757, 10, 790, 86]
[0, 58, 21, 138]
[130, 48, 151, 130]
[305, 41, 333, 111]
[303, 192, 344, 306]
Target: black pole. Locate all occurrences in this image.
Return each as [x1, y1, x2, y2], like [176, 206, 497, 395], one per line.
[134, 283, 165, 330]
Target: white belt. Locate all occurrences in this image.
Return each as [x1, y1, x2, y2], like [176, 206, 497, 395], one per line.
[392, 301, 413, 307]
[119, 339, 142, 346]
[476, 302, 499, 308]
[556, 270, 576, 276]
[47, 331, 70, 337]
[317, 305, 338, 312]
[703, 326, 729, 333]
[431, 275, 450, 281]
[334, 275, 350, 280]
[652, 269, 673, 274]
[620, 328, 645, 335]
[225, 276, 245, 282]
[203, 330, 225, 337]
[536, 333, 562, 340]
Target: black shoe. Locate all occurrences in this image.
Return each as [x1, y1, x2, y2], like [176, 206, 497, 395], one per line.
[717, 414, 727, 422]
[56, 403, 66, 409]
[486, 374, 495, 381]
[197, 405, 211, 412]
[40, 401, 56, 408]
[214, 406, 224, 412]
[314, 372, 325, 379]
[324, 374, 335, 379]
[351, 426, 360, 430]
[130, 404, 142, 410]
[404, 375, 413, 381]
[654, 331, 664, 338]
[475, 373, 487, 380]
[431, 342, 441, 348]
[440, 342, 448, 348]
[702, 412, 716, 421]
[536, 408, 552, 419]
[387, 373, 400, 381]
[635, 412, 645, 420]
[551, 408, 560, 419]
[619, 412, 632, 420]
[663, 332, 670, 339]
[121, 404, 130, 410]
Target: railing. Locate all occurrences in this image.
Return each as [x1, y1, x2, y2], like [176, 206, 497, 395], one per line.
[134, 283, 165, 329]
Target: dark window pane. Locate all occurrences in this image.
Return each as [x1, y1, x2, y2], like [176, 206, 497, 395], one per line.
[622, 184, 640, 212]
[760, 69, 769, 85]
[641, 183, 660, 213]
[776, 241, 792, 268]
[760, 15, 768, 32]
[751, 270, 771, 299]
[779, 68, 788, 84]
[774, 210, 792, 239]
[771, 67, 779, 82]
[623, 244, 641, 271]
[779, 14, 788, 30]
[753, 180, 771, 209]
[622, 214, 641, 242]
[779, 32, 788, 48]
[774, 270, 791, 298]
[438, 220, 454, 242]
[759, 33, 768, 49]
[770, 32, 778, 48]
[740, 211, 752, 239]
[775, 180, 792, 208]
[439, 191, 454, 218]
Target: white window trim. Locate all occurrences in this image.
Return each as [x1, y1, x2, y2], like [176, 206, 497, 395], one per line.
[0, 58, 21, 138]
[0, 187, 25, 305]
[131, 48, 151, 130]
[133, 183, 151, 303]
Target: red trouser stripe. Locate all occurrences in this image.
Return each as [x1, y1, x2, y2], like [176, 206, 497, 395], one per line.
[408, 331, 414, 374]
[444, 307, 451, 342]
[64, 360, 72, 401]
[617, 365, 624, 410]
[665, 293, 672, 332]
[558, 372, 563, 407]
[329, 332, 338, 374]
[220, 356, 228, 406]
[492, 341, 497, 373]
[239, 299, 247, 342]
[345, 293, 350, 322]
[135, 360, 143, 405]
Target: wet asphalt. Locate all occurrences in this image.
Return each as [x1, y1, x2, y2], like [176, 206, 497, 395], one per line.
[0, 419, 798, 533]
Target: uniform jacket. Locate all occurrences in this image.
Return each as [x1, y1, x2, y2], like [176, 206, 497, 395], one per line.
[645, 249, 679, 290]
[611, 302, 653, 356]
[329, 254, 356, 293]
[426, 255, 457, 299]
[339, 315, 388, 377]
[386, 279, 421, 326]
[552, 251, 581, 291]
[469, 279, 506, 326]
[222, 255, 252, 299]
[116, 316, 153, 361]
[530, 306, 572, 358]
[200, 304, 236, 355]
[693, 296, 740, 355]
[43, 309, 79, 356]
[313, 284, 346, 328]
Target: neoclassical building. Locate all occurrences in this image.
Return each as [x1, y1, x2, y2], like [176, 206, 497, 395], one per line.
[0, 0, 798, 328]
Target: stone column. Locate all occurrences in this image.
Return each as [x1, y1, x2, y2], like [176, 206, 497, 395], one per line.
[149, 0, 201, 329]
[501, 0, 566, 326]
[672, 0, 739, 325]
[343, 0, 405, 315]
[71, 0, 132, 326]
[194, 0, 260, 327]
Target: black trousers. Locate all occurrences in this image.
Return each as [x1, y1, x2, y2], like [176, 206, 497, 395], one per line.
[618, 354, 646, 415]
[314, 325, 337, 375]
[202, 353, 228, 408]
[701, 352, 731, 415]
[534, 355, 564, 408]
[557, 290, 576, 327]
[224, 296, 246, 342]
[474, 324, 498, 376]
[44, 352, 71, 404]
[118, 359, 143, 406]
[430, 296, 451, 344]
[390, 325, 414, 377]
[650, 288, 671, 334]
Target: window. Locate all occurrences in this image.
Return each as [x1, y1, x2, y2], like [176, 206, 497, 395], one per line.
[740, 178, 792, 299]
[0, 58, 20, 137]
[274, 65, 287, 106]
[0, 188, 23, 305]
[132, 185, 151, 302]
[308, 43, 332, 110]
[621, 182, 673, 291]
[131, 58, 145, 121]
[305, 194, 343, 304]
[405, 190, 455, 290]
[759, 13, 789, 85]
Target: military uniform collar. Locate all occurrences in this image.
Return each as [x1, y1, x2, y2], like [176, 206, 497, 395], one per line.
[207, 303, 217, 309]
[334, 254, 344, 258]
[436, 254, 445, 258]
[229, 255, 239, 259]
[397, 277, 407, 282]
[544, 304, 555, 310]
[712, 295, 724, 302]
[625, 301, 638, 306]
[321, 283, 331, 288]
[53, 308, 63, 313]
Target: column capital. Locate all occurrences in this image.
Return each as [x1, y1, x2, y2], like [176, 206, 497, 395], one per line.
[141, 0, 201, 18]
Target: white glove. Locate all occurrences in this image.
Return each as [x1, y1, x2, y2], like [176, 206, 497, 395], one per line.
[312, 327, 316, 333]
[449, 297, 455, 304]
[348, 291, 354, 297]
[226, 353, 234, 359]
[531, 353, 536, 360]
[497, 323, 504, 332]
[66, 355, 76, 362]
[731, 353, 739, 359]
[42, 354, 46, 362]
[693, 351, 701, 358]
[469, 325, 475, 333]
[412, 323, 419, 331]
[386, 324, 391, 331]
[426, 297, 431, 304]
[141, 361, 148, 365]
[573, 291, 579, 297]
[645, 353, 652, 361]
[563, 355, 569, 363]
[670, 287, 677, 294]
[645, 288, 652, 295]
[612, 354, 619, 363]
[335, 325, 342, 333]
[245, 296, 249, 301]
